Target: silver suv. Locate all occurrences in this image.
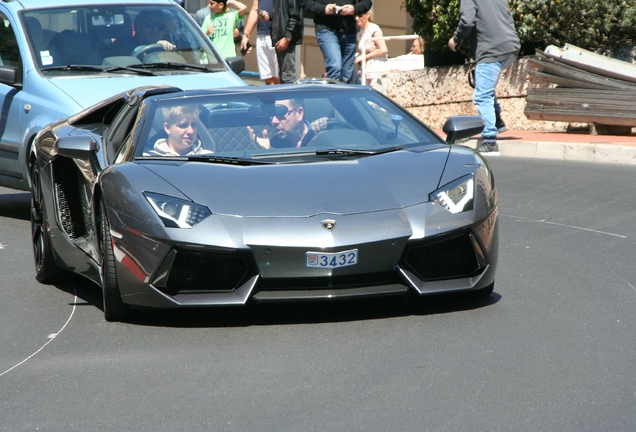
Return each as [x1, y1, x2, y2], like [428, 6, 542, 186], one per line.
[0, 0, 246, 191]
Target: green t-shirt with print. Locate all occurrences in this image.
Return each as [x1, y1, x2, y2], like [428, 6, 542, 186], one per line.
[201, 9, 240, 58]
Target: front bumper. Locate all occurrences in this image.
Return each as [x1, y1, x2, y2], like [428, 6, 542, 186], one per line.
[111, 207, 499, 308]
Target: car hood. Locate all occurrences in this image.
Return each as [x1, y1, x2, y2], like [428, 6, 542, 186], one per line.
[48, 72, 245, 110]
[141, 148, 452, 217]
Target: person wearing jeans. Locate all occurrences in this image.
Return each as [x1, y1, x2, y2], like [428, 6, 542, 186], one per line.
[473, 58, 514, 141]
[448, 0, 519, 154]
[302, 0, 372, 83]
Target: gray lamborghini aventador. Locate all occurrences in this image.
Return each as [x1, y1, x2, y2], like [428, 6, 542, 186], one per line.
[31, 84, 498, 322]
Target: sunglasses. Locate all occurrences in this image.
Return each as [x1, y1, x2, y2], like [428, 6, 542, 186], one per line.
[272, 106, 298, 120]
[142, 21, 167, 31]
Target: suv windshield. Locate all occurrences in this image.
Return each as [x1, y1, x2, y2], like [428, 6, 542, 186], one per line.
[134, 88, 442, 160]
[23, 5, 225, 74]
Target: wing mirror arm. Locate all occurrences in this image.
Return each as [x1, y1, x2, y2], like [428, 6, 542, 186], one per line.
[387, 115, 403, 141]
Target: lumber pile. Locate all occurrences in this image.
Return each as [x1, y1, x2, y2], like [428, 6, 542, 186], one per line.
[525, 44, 636, 129]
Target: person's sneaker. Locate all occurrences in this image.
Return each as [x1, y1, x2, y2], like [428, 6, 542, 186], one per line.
[477, 141, 500, 155]
[495, 116, 507, 133]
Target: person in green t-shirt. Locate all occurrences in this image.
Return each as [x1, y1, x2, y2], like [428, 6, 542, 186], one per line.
[201, 0, 248, 58]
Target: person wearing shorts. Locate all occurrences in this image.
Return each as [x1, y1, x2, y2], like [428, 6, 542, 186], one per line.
[242, 0, 280, 84]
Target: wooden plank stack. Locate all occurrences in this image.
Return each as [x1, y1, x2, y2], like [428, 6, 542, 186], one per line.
[525, 44, 636, 129]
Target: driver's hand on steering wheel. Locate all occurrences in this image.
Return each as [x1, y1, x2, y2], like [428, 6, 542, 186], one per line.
[156, 40, 176, 51]
[309, 117, 329, 133]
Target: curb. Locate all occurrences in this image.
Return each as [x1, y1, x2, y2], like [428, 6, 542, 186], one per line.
[460, 138, 636, 165]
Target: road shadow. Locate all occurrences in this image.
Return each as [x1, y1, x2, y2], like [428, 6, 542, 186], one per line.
[59, 275, 500, 327]
[0, 190, 30, 221]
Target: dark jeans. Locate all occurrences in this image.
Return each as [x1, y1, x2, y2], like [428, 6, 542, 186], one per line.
[316, 28, 356, 83]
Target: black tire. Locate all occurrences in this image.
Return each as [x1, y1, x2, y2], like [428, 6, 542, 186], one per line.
[31, 164, 65, 283]
[99, 200, 128, 322]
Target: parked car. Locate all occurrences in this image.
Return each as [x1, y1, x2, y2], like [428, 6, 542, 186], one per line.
[0, 0, 245, 191]
[31, 83, 497, 322]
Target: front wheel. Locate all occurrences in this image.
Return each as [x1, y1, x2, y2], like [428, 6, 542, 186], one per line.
[31, 164, 65, 283]
[99, 199, 128, 322]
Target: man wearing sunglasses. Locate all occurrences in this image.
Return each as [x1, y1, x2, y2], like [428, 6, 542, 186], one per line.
[250, 99, 332, 149]
[268, 99, 308, 148]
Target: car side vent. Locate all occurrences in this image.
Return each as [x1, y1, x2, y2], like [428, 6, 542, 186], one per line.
[403, 232, 484, 281]
[53, 158, 86, 240]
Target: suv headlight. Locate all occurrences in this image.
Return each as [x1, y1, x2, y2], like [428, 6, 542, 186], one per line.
[430, 175, 474, 214]
[144, 192, 212, 228]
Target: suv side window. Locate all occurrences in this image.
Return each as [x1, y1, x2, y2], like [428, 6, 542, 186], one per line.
[0, 14, 22, 82]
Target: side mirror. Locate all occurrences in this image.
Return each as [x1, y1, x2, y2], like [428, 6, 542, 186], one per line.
[55, 135, 99, 158]
[0, 65, 18, 86]
[225, 56, 245, 75]
[442, 115, 484, 144]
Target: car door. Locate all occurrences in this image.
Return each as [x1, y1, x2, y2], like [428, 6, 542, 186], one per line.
[0, 10, 26, 182]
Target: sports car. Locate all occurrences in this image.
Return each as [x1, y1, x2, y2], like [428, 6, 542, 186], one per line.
[31, 84, 498, 322]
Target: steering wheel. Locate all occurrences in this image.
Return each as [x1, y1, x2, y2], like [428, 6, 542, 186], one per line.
[133, 43, 165, 61]
[325, 120, 356, 130]
[299, 120, 356, 147]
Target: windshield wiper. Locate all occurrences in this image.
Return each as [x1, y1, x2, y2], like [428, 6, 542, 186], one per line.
[41, 64, 158, 76]
[133, 62, 219, 72]
[104, 65, 157, 76]
[186, 155, 272, 165]
[41, 65, 105, 72]
[314, 147, 404, 156]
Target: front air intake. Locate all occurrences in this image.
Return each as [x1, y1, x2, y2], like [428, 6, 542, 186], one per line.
[403, 232, 484, 281]
[162, 249, 252, 294]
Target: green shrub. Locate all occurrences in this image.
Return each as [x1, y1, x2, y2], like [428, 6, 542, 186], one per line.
[402, 0, 636, 59]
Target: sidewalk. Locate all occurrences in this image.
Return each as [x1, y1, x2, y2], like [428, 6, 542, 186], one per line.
[458, 130, 636, 165]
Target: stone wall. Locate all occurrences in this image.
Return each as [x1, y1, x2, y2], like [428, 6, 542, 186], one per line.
[382, 57, 572, 132]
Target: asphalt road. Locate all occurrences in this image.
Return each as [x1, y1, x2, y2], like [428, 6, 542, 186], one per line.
[1, 157, 635, 432]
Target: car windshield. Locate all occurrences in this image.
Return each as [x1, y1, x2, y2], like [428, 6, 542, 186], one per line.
[22, 5, 226, 75]
[134, 88, 443, 160]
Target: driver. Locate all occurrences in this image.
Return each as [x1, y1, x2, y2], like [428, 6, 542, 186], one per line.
[250, 99, 329, 149]
[108, 10, 176, 57]
[145, 105, 213, 156]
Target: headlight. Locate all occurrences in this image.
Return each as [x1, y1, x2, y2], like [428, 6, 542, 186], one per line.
[430, 175, 474, 214]
[144, 192, 212, 228]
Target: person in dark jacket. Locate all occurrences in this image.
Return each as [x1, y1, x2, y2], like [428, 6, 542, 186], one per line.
[448, 0, 519, 154]
[242, 0, 303, 84]
[301, 0, 372, 83]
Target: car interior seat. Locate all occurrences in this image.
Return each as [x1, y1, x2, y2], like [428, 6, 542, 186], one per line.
[47, 30, 102, 66]
[24, 17, 44, 60]
[90, 10, 137, 65]
[303, 98, 336, 124]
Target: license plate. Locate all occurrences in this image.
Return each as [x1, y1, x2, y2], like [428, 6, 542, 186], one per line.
[306, 249, 359, 268]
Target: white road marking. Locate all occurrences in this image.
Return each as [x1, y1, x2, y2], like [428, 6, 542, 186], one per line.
[0, 291, 77, 378]
[503, 214, 627, 239]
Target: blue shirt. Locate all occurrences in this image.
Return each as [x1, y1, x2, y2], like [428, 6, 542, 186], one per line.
[257, 0, 274, 35]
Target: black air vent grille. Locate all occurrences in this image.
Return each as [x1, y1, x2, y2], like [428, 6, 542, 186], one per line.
[164, 250, 252, 294]
[404, 233, 483, 281]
